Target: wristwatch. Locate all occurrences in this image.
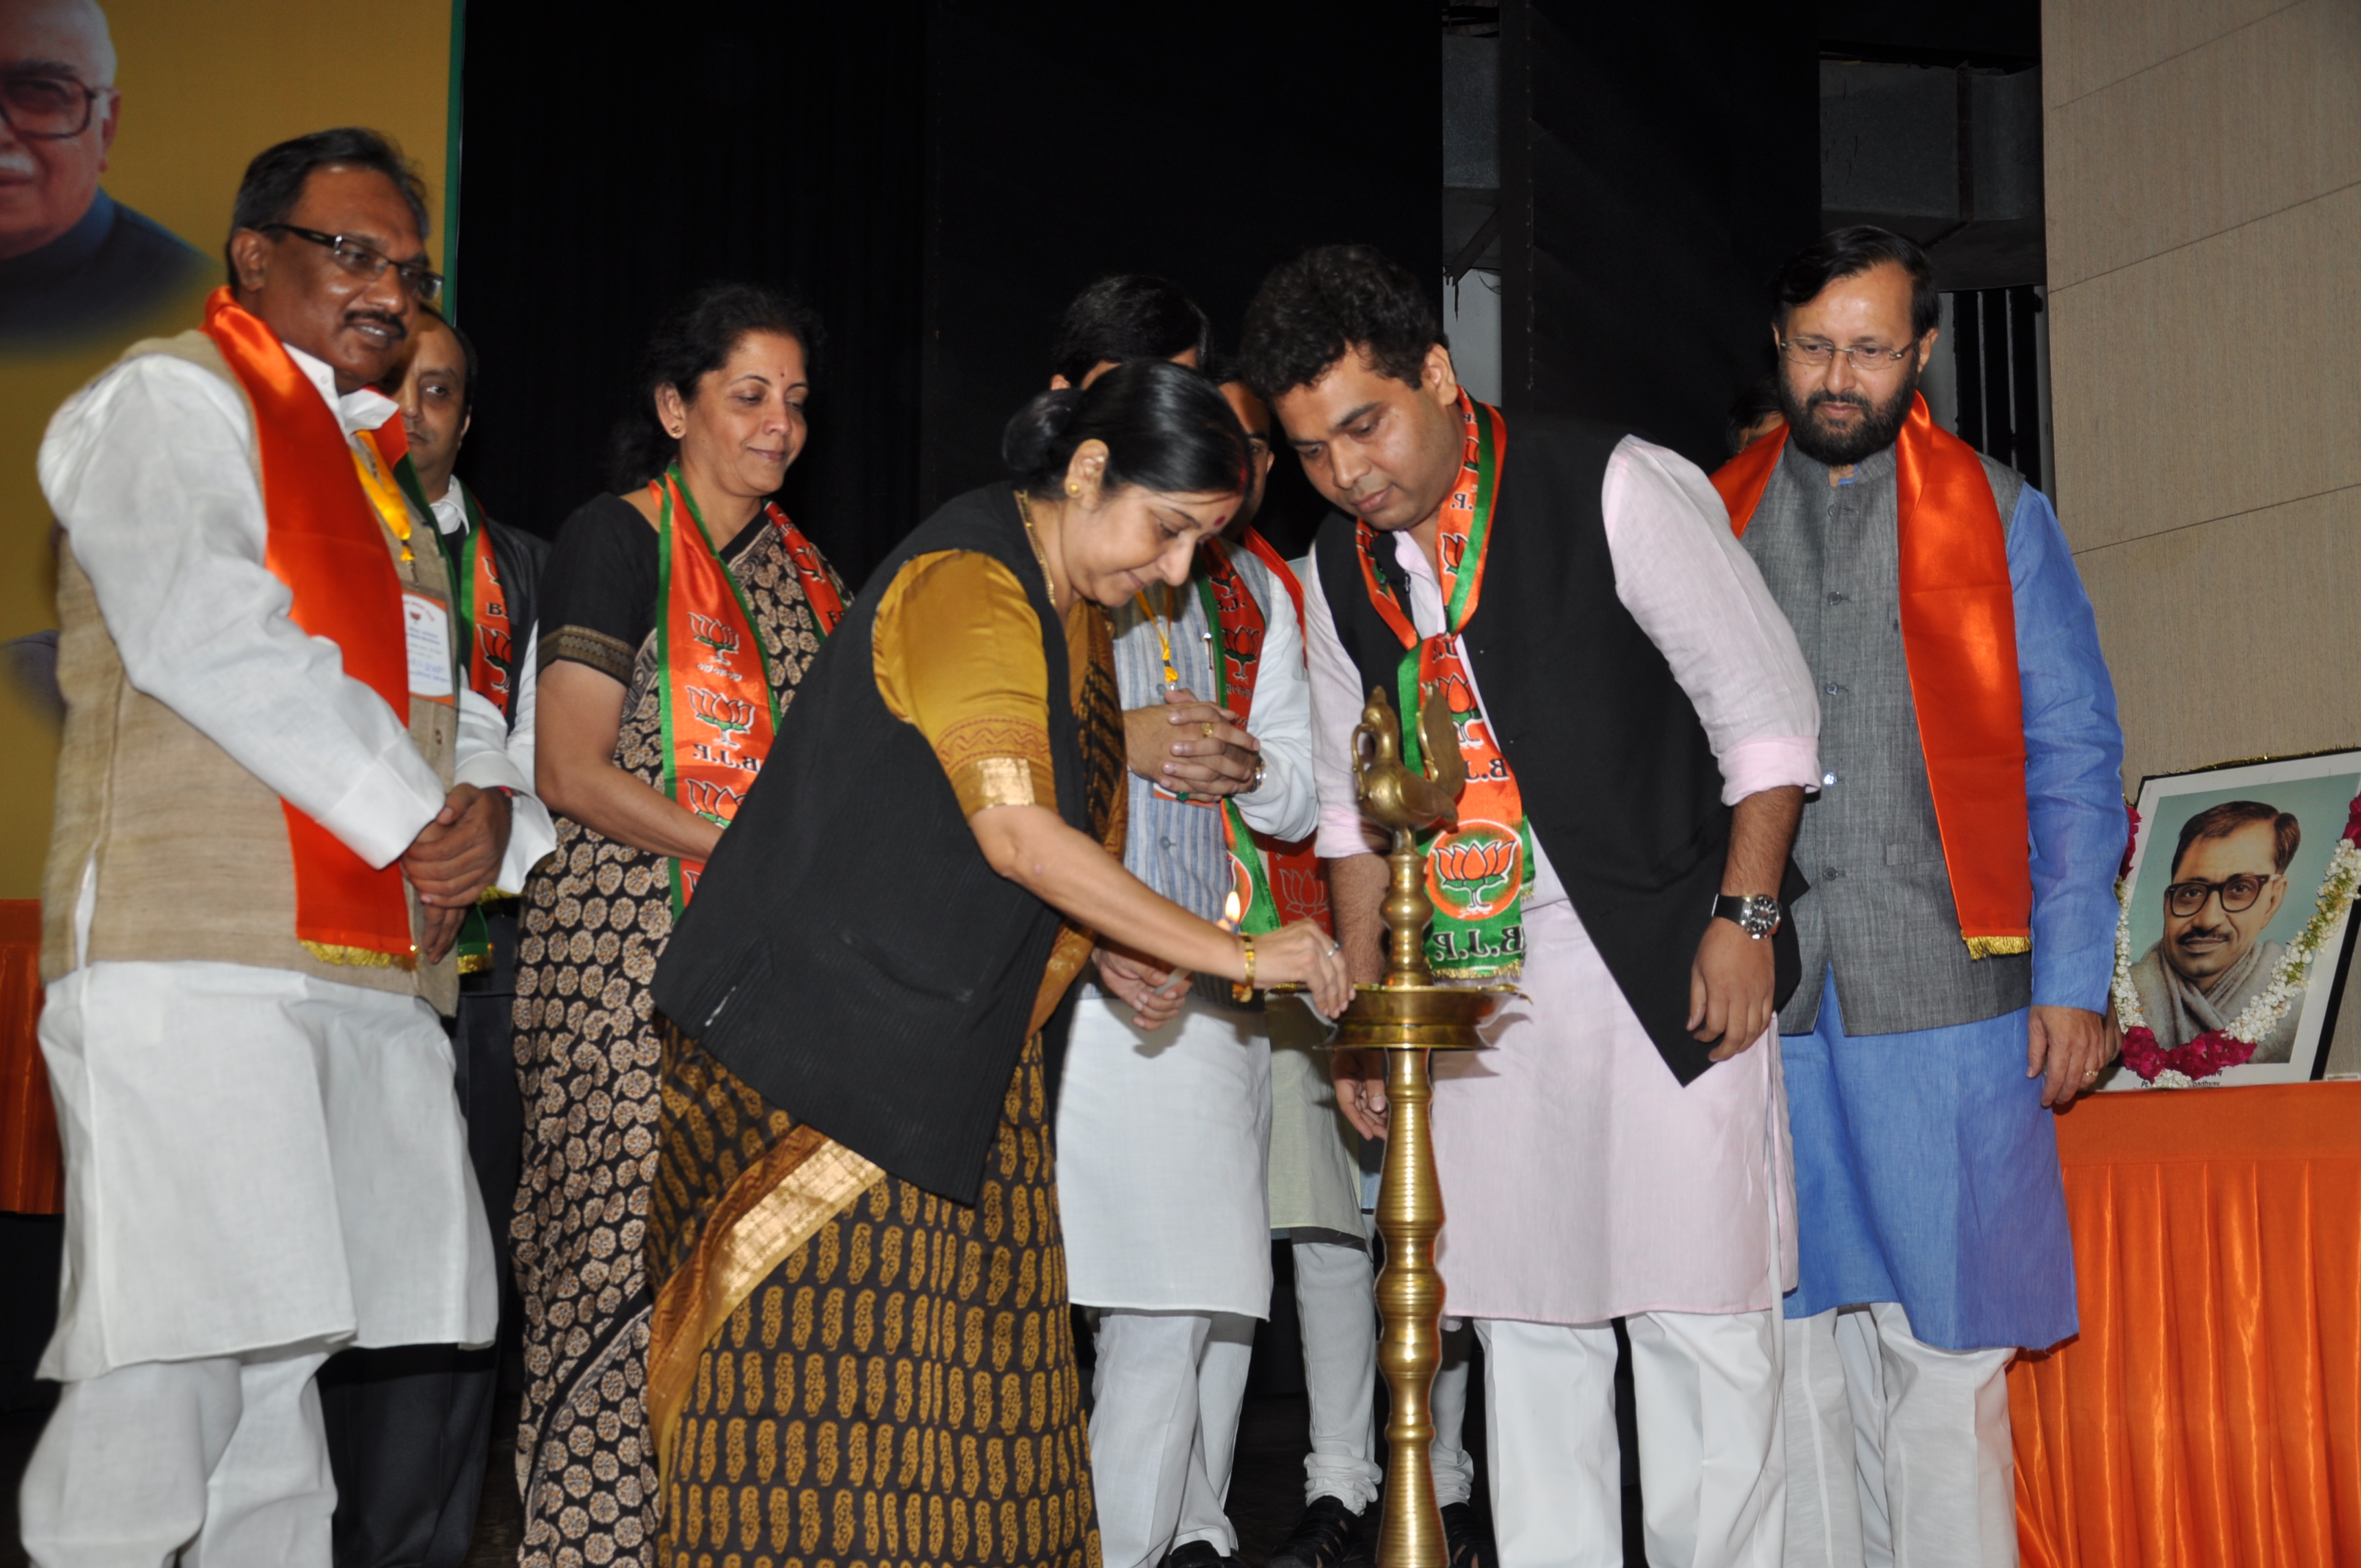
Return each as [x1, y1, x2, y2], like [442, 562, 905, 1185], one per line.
[1711, 893, 1782, 940]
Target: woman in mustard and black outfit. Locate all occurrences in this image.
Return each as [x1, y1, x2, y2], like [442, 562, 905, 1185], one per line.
[512, 283, 846, 1568]
[642, 360, 1354, 1567]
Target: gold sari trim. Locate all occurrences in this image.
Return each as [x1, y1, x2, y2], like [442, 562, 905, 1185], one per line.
[648, 1124, 883, 1484]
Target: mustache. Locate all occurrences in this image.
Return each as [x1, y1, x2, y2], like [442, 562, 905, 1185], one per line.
[1807, 389, 1873, 414]
[2174, 918, 2234, 943]
[344, 309, 408, 342]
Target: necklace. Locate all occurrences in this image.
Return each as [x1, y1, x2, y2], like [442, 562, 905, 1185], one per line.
[1134, 584, 1185, 689]
[1013, 490, 1059, 604]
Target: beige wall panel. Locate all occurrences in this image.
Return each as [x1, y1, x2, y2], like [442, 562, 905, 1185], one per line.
[2078, 486, 2361, 788]
[2045, 0, 2360, 287]
[2044, 0, 2296, 107]
[2046, 182, 2361, 553]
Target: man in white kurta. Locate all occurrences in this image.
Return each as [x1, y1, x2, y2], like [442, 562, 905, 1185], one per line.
[1244, 243, 1821, 1568]
[1058, 374, 1322, 1568]
[20, 134, 518, 1566]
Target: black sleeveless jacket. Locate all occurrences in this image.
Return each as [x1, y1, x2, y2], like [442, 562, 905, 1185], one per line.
[1313, 414, 1800, 1085]
[652, 484, 1091, 1202]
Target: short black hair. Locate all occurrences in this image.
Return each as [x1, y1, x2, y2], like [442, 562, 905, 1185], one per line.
[609, 281, 826, 492]
[226, 128, 432, 286]
[1767, 225, 1940, 342]
[1050, 275, 1212, 386]
[1724, 374, 1783, 457]
[2172, 801, 2301, 879]
[1238, 244, 1440, 403]
[416, 305, 479, 421]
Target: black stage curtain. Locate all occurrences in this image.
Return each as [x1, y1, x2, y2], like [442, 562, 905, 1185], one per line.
[455, 4, 1437, 584]
[1501, 0, 1819, 470]
[451, 4, 928, 585]
[919, 4, 1438, 557]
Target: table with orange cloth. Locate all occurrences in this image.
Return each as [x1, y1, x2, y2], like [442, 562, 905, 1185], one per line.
[0, 899, 57, 1214]
[2010, 1080, 2361, 1567]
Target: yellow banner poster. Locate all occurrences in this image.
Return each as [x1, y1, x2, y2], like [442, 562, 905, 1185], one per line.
[0, 0, 457, 898]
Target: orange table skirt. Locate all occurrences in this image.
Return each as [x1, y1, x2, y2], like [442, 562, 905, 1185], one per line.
[0, 898, 55, 1214]
[2010, 1081, 2361, 1568]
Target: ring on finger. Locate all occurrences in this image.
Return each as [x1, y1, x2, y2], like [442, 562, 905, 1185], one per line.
[1200, 721, 1216, 738]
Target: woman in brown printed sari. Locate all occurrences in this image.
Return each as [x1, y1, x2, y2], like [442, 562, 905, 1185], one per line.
[513, 283, 848, 1567]
[639, 360, 1354, 1568]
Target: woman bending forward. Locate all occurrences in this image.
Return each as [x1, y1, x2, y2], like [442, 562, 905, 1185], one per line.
[642, 360, 1352, 1567]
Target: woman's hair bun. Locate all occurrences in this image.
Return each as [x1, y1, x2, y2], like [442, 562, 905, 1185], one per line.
[1001, 387, 1085, 476]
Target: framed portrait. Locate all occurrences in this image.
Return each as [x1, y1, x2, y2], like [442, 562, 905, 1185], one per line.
[2103, 749, 2361, 1089]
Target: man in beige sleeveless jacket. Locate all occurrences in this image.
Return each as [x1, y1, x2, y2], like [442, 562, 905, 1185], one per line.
[18, 129, 532, 1567]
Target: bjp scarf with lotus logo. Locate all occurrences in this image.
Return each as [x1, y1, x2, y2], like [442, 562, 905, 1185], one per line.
[1353, 391, 1533, 978]
[653, 462, 844, 918]
[1192, 530, 1343, 958]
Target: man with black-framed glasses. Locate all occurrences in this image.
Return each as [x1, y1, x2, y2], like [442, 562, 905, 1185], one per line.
[1714, 225, 2125, 1568]
[2128, 800, 2302, 1063]
[21, 127, 520, 1566]
[0, 0, 207, 343]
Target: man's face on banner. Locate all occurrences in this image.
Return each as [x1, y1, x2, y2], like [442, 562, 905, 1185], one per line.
[2163, 820, 2289, 984]
[0, 0, 120, 259]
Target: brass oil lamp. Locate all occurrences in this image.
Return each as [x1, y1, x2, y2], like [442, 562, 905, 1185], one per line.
[1337, 683, 1512, 1568]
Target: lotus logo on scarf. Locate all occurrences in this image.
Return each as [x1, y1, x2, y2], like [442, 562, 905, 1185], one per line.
[1429, 822, 1523, 919]
[686, 686, 755, 743]
[681, 776, 745, 826]
[689, 613, 741, 658]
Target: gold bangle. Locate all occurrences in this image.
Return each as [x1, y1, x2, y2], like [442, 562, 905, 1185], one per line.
[1239, 933, 1255, 990]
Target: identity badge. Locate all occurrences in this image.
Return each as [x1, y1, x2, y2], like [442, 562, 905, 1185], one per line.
[403, 591, 456, 703]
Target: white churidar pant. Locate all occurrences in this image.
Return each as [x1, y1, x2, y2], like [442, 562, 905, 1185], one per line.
[1087, 1311, 1257, 1568]
[1783, 1303, 2017, 1568]
[1429, 1323, 1479, 1508]
[19, 1346, 336, 1567]
[1432, 1313, 1784, 1568]
[1292, 1239, 1380, 1509]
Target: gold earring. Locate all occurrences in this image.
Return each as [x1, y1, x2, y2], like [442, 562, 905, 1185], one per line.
[1067, 482, 1080, 496]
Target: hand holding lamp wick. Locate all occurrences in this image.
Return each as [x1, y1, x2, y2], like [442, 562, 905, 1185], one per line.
[1154, 888, 1242, 1000]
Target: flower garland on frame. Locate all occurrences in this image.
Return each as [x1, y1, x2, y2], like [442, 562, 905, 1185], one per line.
[2111, 792, 2361, 1086]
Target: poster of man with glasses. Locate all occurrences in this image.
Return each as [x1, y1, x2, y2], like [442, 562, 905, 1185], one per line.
[2114, 754, 2361, 1084]
[0, 0, 206, 344]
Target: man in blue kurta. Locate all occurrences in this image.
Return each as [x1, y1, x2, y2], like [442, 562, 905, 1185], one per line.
[1716, 227, 2124, 1568]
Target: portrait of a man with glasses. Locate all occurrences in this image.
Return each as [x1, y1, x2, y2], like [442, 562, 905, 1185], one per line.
[2128, 800, 2304, 1064]
[0, 0, 207, 344]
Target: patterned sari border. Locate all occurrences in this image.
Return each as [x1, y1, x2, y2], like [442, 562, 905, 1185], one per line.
[647, 1122, 883, 1484]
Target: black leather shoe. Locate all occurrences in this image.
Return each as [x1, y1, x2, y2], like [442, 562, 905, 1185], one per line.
[1265, 1494, 1367, 1568]
[1440, 1502, 1490, 1568]
[1160, 1540, 1230, 1568]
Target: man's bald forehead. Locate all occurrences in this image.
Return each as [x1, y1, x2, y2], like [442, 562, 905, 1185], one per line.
[0, 0, 117, 84]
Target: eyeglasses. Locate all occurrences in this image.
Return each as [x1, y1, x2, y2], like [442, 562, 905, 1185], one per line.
[0, 72, 108, 140]
[260, 224, 443, 304]
[2164, 873, 2279, 919]
[1777, 335, 1916, 374]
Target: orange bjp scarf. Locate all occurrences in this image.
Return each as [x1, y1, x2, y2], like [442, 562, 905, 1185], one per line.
[201, 288, 421, 966]
[1713, 392, 2032, 957]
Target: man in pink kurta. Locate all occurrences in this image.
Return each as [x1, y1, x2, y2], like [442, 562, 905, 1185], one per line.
[1242, 245, 1821, 1568]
